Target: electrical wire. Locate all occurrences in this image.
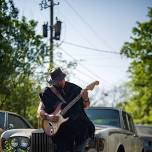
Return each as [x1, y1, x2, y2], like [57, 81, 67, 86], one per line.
[58, 47, 113, 86]
[56, 7, 96, 48]
[64, 41, 120, 55]
[58, 48, 96, 80]
[63, 0, 114, 50]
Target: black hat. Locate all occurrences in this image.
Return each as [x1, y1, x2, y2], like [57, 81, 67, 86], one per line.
[48, 67, 66, 85]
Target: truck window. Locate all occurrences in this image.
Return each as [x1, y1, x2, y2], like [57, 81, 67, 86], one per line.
[85, 109, 120, 127]
[0, 112, 5, 129]
[127, 114, 135, 133]
[8, 114, 30, 129]
[122, 112, 129, 130]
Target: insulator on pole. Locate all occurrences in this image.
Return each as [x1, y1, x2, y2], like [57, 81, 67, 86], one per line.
[42, 23, 48, 37]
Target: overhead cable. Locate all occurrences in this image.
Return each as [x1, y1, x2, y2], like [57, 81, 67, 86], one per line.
[64, 0, 114, 50]
[59, 47, 113, 86]
[64, 41, 120, 55]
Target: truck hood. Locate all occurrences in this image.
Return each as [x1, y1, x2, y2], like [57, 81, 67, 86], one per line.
[94, 125, 126, 137]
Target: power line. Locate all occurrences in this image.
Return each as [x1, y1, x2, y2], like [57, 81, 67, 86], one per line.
[63, 0, 114, 50]
[56, 8, 96, 48]
[59, 47, 98, 79]
[55, 55, 90, 85]
[58, 48, 96, 80]
[73, 75, 89, 85]
[58, 1, 120, 55]
[58, 47, 113, 86]
[64, 41, 120, 55]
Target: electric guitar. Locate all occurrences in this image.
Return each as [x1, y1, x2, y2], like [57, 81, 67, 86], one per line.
[42, 81, 99, 136]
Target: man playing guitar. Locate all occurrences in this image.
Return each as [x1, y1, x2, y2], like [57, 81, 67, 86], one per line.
[37, 67, 97, 152]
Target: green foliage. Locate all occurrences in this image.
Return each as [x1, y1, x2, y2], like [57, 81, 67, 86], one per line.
[120, 7, 152, 124]
[0, 0, 49, 127]
[0, 74, 41, 127]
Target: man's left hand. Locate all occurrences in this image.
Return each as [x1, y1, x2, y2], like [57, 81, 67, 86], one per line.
[80, 89, 89, 101]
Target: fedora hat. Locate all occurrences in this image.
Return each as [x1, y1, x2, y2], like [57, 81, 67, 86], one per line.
[48, 67, 66, 85]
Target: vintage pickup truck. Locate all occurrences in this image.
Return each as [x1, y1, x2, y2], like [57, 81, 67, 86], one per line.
[1, 107, 144, 152]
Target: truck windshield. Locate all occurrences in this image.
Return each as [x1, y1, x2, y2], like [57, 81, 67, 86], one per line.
[0, 112, 5, 129]
[85, 109, 120, 128]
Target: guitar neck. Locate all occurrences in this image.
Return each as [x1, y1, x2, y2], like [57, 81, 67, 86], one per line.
[60, 94, 81, 116]
[60, 81, 99, 116]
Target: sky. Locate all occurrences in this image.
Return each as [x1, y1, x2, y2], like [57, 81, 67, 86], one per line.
[13, 0, 152, 101]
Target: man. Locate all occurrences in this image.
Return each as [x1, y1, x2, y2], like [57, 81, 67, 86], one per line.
[37, 67, 95, 152]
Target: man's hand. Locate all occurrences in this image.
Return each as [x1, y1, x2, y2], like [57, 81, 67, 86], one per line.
[46, 115, 59, 123]
[83, 101, 90, 108]
[80, 89, 90, 108]
[80, 89, 89, 101]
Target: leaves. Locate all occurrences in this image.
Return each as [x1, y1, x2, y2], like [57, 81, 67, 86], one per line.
[120, 7, 152, 124]
[0, 0, 49, 127]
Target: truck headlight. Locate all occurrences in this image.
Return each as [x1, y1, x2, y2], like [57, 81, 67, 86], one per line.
[11, 138, 19, 148]
[20, 137, 30, 150]
[10, 137, 30, 150]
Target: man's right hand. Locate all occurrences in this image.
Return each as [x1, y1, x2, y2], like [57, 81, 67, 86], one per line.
[46, 115, 59, 123]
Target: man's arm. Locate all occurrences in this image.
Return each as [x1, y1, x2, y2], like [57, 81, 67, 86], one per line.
[81, 90, 90, 108]
[37, 102, 59, 122]
[37, 102, 48, 119]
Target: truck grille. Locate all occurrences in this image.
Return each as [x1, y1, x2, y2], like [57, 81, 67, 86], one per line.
[31, 132, 55, 152]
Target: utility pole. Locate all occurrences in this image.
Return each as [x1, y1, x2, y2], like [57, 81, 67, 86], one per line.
[50, 0, 54, 64]
[40, 0, 61, 67]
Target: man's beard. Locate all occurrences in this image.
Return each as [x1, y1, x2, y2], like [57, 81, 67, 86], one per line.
[54, 84, 64, 89]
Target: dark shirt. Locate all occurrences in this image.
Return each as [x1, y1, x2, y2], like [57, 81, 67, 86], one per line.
[39, 82, 84, 119]
[39, 81, 95, 148]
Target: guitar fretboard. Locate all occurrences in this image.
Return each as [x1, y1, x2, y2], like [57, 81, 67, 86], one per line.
[60, 94, 81, 116]
[60, 81, 99, 116]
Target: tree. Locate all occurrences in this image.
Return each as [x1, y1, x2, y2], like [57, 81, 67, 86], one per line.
[0, 0, 48, 90]
[0, 0, 78, 127]
[120, 7, 152, 124]
[92, 84, 130, 107]
[0, 0, 49, 127]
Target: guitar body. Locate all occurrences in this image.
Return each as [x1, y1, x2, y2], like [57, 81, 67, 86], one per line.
[42, 113, 69, 136]
[42, 103, 69, 136]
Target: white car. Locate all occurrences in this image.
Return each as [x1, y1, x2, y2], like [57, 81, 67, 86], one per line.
[1, 107, 144, 152]
[85, 107, 144, 152]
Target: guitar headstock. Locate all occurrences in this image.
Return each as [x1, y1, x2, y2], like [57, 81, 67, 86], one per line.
[85, 81, 99, 91]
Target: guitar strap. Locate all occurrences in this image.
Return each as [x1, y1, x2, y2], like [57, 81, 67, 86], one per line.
[49, 86, 67, 104]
